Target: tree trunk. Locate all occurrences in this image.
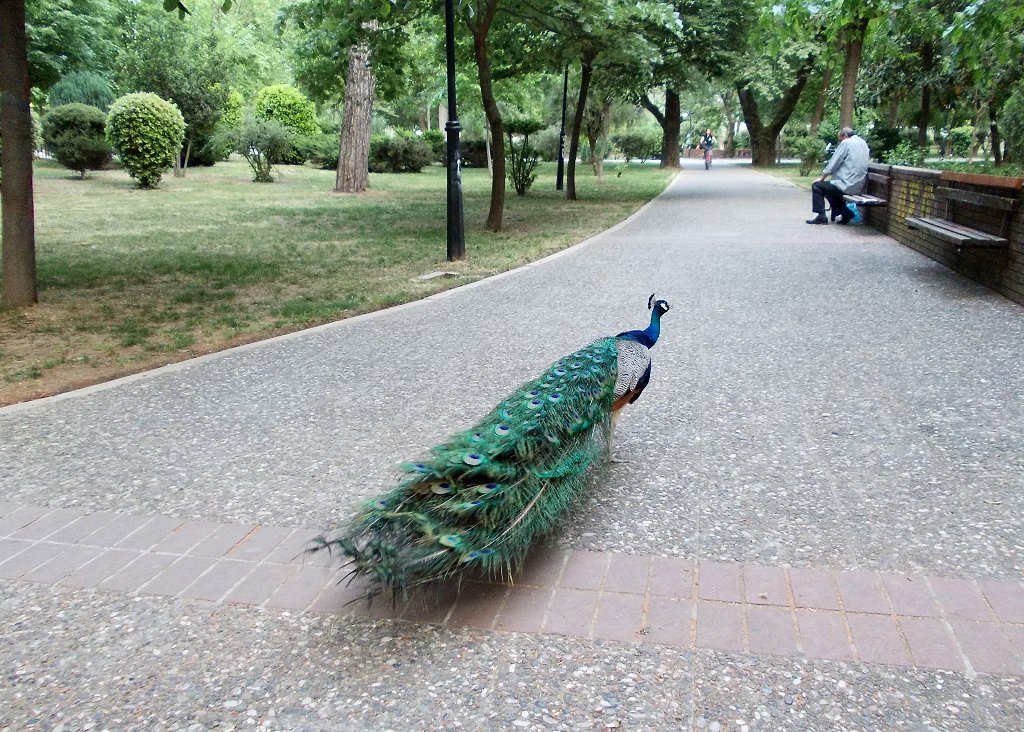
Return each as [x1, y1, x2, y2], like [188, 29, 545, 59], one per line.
[839, 17, 869, 129]
[640, 88, 680, 168]
[336, 39, 375, 193]
[809, 63, 833, 135]
[988, 100, 1002, 166]
[0, 0, 37, 307]
[917, 42, 934, 148]
[719, 91, 737, 157]
[566, 51, 595, 201]
[736, 53, 815, 167]
[468, 1, 503, 231]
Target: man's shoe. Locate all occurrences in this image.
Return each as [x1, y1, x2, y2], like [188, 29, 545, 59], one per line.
[806, 216, 828, 225]
[837, 213, 853, 225]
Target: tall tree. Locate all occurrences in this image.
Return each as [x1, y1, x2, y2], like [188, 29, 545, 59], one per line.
[336, 37, 375, 193]
[0, 0, 36, 306]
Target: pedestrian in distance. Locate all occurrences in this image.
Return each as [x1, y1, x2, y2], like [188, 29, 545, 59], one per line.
[806, 126, 870, 225]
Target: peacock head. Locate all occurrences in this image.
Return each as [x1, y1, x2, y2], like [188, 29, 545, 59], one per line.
[647, 293, 671, 317]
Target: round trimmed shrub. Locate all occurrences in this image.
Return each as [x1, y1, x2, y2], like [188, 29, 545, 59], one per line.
[221, 90, 245, 130]
[48, 71, 115, 112]
[254, 85, 317, 164]
[42, 103, 111, 178]
[0, 109, 43, 165]
[105, 93, 185, 188]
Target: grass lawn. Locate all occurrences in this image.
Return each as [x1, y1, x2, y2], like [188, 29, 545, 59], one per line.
[0, 157, 674, 405]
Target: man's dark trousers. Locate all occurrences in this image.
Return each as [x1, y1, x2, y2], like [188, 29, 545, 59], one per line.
[812, 180, 849, 220]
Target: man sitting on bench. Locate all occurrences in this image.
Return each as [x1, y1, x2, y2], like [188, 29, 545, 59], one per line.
[807, 127, 870, 225]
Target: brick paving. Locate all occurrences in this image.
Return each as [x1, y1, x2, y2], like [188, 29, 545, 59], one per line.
[1, 501, 1022, 677]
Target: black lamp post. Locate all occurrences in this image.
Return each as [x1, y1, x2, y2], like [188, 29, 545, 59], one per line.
[556, 65, 568, 191]
[444, 0, 465, 261]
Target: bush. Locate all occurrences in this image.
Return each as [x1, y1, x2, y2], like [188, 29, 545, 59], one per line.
[612, 132, 660, 163]
[948, 125, 974, 157]
[865, 125, 903, 161]
[883, 141, 925, 167]
[221, 90, 245, 130]
[105, 93, 185, 188]
[369, 133, 433, 173]
[999, 85, 1024, 164]
[793, 135, 826, 176]
[306, 133, 340, 170]
[531, 126, 563, 162]
[421, 129, 445, 162]
[42, 103, 111, 178]
[47, 71, 115, 112]
[459, 138, 490, 167]
[213, 112, 295, 182]
[254, 85, 318, 164]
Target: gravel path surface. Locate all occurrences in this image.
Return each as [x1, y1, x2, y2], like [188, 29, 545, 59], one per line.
[2, 160, 1022, 729]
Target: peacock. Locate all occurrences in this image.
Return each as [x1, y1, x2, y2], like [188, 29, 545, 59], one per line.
[311, 294, 671, 601]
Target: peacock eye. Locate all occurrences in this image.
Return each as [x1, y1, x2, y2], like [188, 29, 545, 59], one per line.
[463, 453, 484, 466]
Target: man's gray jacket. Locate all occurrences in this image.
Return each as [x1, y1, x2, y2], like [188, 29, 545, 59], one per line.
[822, 135, 870, 194]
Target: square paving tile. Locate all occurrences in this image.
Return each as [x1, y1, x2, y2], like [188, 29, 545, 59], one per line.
[8, 508, 84, 541]
[559, 550, 607, 591]
[515, 547, 566, 587]
[117, 516, 185, 551]
[22, 545, 103, 584]
[795, 609, 855, 662]
[744, 564, 789, 606]
[746, 604, 798, 657]
[138, 556, 216, 596]
[99, 552, 178, 593]
[446, 582, 509, 630]
[0, 538, 32, 565]
[643, 597, 692, 647]
[696, 601, 744, 653]
[225, 563, 297, 606]
[881, 573, 939, 617]
[266, 528, 324, 564]
[79, 515, 154, 548]
[188, 523, 256, 558]
[226, 525, 293, 562]
[264, 564, 336, 611]
[151, 520, 221, 554]
[949, 621, 1021, 675]
[788, 567, 840, 610]
[0, 506, 52, 536]
[179, 559, 253, 602]
[649, 557, 694, 598]
[60, 512, 120, 544]
[58, 549, 140, 589]
[698, 561, 742, 603]
[847, 613, 912, 667]
[836, 570, 892, 615]
[544, 588, 598, 637]
[929, 577, 996, 621]
[976, 580, 1024, 624]
[604, 554, 649, 595]
[593, 592, 645, 643]
[899, 617, 965, 671]
[0, 542, 67, 579]
[494, 585, 552, 633]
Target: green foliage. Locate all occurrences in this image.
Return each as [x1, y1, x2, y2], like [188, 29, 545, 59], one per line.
[212, 112, 295, 182]
[368, 134, 433, 173]
[26, 0, 118, 91]
[947, 126, 975, 157]
[613, 132, 660, 163]
[105, 93, 185, 188]
[531, 127, 563, 163]
[883, 141, 925, 167]
[254, 85, 318, 164]
[421, 130, 445, 163]
[221, 90, 245, 129]
[0, 110, 44, 163]
[47, 71, 115, 112]
[999, 86, 1024, 164]
[307, 133, 341, 171]
[794, 135, 826, 176]
[505, 139, 540, 196]
[865, 125, 903, 161]
[42, 103, 112, 178]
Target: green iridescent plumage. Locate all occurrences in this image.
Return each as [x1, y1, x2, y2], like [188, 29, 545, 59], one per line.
[311, 337, 621, 600]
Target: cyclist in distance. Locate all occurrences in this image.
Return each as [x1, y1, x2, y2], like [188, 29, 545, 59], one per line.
[699, 128, 717, 169]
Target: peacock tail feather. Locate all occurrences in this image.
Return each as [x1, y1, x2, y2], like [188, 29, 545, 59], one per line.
[312, 337, 621, 601]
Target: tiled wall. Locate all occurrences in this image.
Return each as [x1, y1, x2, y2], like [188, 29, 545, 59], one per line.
[866, 164, 1024, 305]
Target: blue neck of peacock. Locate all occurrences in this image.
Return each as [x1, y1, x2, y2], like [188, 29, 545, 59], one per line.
[637, 310, 662, 348]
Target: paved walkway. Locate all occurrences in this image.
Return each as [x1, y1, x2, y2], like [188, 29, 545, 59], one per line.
[2, 160, 1023, 730]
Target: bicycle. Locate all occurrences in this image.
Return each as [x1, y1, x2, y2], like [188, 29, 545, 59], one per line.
[703, 147, 713, 170]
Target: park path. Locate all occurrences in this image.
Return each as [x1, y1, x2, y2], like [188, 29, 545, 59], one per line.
[2, 160, 1022, 730]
